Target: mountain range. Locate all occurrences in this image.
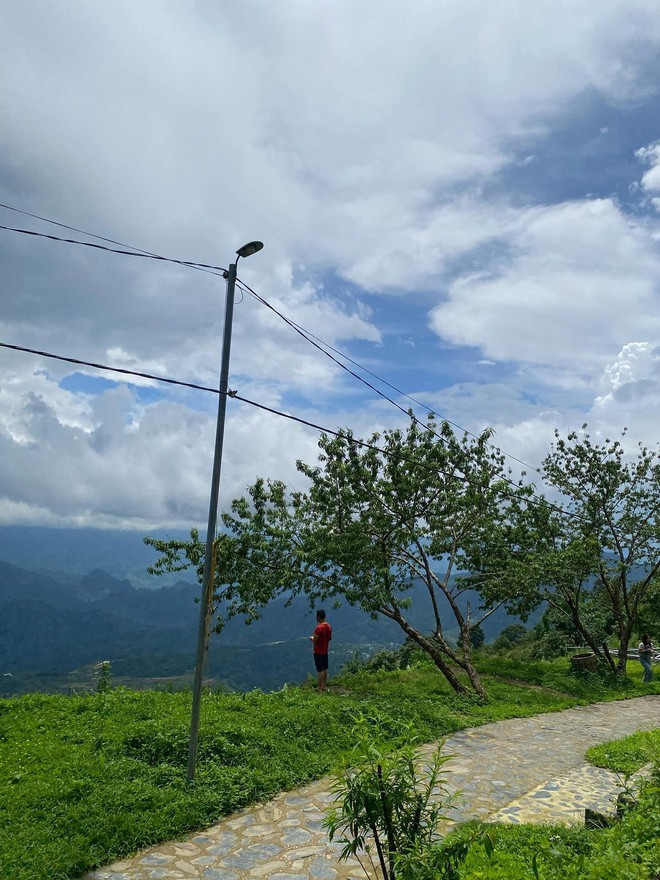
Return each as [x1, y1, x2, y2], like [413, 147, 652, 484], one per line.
[0, 526, 533, 695]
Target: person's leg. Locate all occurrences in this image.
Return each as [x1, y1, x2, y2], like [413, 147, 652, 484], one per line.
[316, 654, 328, 691]
[314, 653, 327, 691]
[641, 657, 653, 682]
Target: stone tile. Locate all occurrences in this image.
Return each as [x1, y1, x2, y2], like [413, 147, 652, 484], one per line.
[82, 696, 660, 880]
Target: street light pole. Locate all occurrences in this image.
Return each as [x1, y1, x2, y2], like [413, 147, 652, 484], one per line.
[187, 240, 263, 783]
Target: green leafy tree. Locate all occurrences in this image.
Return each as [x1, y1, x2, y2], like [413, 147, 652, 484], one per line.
[225, 417, 534, 696]
[146, 416, 532, 697]
[481, 427, 660, 674]
[457, 623, 485, 650]
[492, 623, 527, 652]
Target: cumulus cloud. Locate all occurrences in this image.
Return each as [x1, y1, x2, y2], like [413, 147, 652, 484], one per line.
[636, 142, 660, 193]
[429, 198, 660, 371]
[0, 374, 324, 529]
[3, 2, 660, 528]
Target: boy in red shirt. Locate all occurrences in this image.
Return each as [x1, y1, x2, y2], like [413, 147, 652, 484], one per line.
[310, 609, 332, 692]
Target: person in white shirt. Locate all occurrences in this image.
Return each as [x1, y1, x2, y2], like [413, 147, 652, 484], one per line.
[639, 634, 654, 683]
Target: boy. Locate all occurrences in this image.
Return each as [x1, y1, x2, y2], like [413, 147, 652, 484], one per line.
[310, 609, 332, 692]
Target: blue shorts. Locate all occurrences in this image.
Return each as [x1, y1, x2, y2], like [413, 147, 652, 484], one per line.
[314, 653, 328, 672]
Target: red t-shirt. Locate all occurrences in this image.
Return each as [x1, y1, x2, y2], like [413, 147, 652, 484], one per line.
[313, 621, 332, 655]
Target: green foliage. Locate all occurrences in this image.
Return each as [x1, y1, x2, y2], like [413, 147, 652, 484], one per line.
[458, 623, 485, 650]
[342, 638, 433, 675]
[0, 662, 591, 880]
[145, 415, 540, 698]
[482, 426, 660, 676]
[492, 624, 528, 652]
[456, 769, 660, 879]
[96, 660, 112, 694]
[586, 730, 660, 774]
[325, 717, 490, 879]
[473, 654, 660, 701]
[2, 660, 658, 880]
[456, 823, 592, 879]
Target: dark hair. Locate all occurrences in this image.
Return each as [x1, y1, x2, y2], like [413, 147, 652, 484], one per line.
[316, 609, 326, 620]
[642, 633, 651, 645]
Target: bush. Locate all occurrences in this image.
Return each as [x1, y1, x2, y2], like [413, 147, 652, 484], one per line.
[325, 718, 491, 879]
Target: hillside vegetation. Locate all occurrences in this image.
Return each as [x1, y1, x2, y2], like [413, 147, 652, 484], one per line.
[2, 656, 658, 880]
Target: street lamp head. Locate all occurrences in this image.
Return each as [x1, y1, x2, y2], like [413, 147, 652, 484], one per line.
[236, 240, 264, 259]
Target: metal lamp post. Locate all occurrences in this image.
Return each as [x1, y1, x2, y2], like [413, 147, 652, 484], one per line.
[187, 240, 264, 782]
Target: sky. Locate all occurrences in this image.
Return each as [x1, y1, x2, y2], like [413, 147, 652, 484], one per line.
[2, 0, 660, 532]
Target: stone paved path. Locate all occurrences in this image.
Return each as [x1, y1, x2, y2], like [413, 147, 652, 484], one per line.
[83, 696, 660, 880]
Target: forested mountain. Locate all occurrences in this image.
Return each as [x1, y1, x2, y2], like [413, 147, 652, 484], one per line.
[0, 527, 535, 695]
[0, 525, 190, 587]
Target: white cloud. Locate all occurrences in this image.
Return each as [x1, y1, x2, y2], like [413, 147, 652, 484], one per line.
[429, 198, 660, 371]
[3, 2, 660, 528]
[0, 374, 324, 529]
[636, 141, 660, 193]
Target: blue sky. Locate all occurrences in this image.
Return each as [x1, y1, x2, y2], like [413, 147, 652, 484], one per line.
[1, 1, 660, 529]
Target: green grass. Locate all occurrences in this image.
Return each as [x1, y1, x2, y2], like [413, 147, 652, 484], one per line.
[1, 661, 658, 880]
[586, 730, 660, 774]
[456, 769, 660, 879]
[455, 822, 593, 879]
[474, 654, 660, 700]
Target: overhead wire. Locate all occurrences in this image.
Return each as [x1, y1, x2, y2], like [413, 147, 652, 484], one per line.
[0, 202, 540, 476]
[261, 311, 542, 477]
[0, 201, 173, 257]
[236, 277, 550, 506]
[0, 223, 229, 275]
[0, 341, 217, 394]
[0, 339, 585, 523]
[0, 204, 558, 506]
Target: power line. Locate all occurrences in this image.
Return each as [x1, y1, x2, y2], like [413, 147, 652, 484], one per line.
[0, 341, 217, 394]
[0, 202, 542, 479]
[0, 222, 228, 277]
[2, 201, 540, 476]
[1, 339, 584, 523]
[0, 201, 172, 257]
[237, 277, 549, 506]
[265, 311, 542, 476]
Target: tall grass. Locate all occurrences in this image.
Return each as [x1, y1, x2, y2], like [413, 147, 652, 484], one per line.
[1, 661, 656, 880]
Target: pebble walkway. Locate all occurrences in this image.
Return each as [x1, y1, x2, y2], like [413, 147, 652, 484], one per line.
[83, 696, 660, 880]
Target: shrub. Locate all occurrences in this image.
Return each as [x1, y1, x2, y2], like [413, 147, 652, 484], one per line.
[325, 717, 491, 879]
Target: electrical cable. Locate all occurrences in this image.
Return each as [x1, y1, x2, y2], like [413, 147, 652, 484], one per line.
[260, 307, 542, 477]
[0, 201, 172, 257]
[0, 341, 217, 394]
[236, 277, 550, 506]
[1, 201, 541, 477]
[1, 339, 584, 522]
[0, 202, 549, 481]
[0, 223, 228, 277]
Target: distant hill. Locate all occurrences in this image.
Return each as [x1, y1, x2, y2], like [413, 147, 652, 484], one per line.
[0, 525, 191, 587]
[0, 526, 539, 695]
[0, 560, 404, 693]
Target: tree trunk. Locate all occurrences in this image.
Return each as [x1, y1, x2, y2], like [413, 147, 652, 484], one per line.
[456, 620, 487, 698]
[386, 611, 471, 696]
[458, 655, 487, 699]
[616, 632, 631, 675]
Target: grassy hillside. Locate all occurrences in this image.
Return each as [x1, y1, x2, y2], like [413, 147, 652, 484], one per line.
[1, 658, 659, 880]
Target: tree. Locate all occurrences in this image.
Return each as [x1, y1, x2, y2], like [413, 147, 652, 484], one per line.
[145, 416, 533, 696]
[457, 623, 485, 650]
[219, 417, 530, 696]
[481, 426, 660, 674]
[492, 623, 527, 652]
